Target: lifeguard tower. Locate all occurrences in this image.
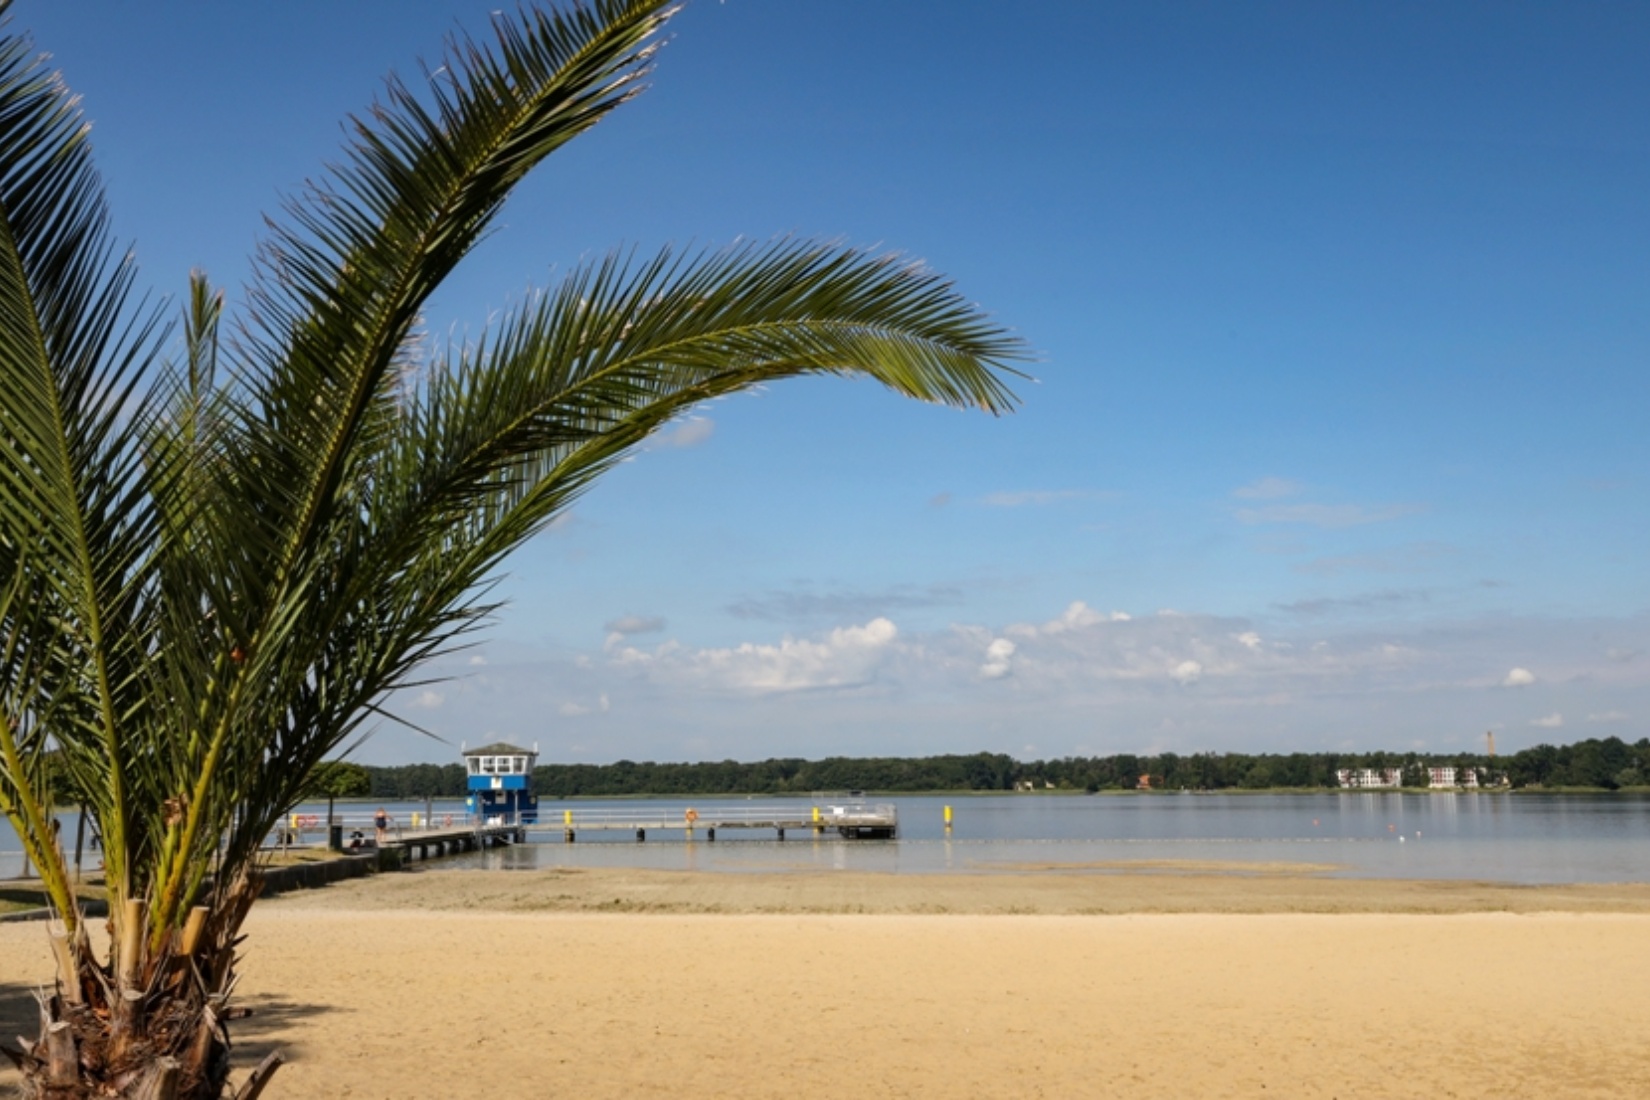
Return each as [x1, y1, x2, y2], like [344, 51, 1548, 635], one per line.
[463, 741, 539, 825]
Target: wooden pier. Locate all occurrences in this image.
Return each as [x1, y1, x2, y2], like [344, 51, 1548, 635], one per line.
[530, 802, 899, 842]
[276, 812, 529, 865]
[273, 800, 898, 867]
[387, 821, 526, 863]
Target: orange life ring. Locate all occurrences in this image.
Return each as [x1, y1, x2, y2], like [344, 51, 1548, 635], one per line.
[684, 808, 699, 824]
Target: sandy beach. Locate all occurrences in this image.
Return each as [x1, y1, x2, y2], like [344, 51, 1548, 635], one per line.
[5, 867, 1650, 1098]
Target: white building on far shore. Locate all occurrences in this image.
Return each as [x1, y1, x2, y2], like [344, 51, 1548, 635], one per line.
[1428, 766, 1480, 789]
[1336, 768, 1403, 789]
[1337, 766, 1486, 789]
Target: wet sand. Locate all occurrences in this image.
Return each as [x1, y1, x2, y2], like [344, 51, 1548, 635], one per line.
[257, 863, 1650, 915]
[3, 867, 1649, 1098]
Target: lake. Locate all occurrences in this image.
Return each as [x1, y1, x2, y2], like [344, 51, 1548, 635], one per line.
[6, 792, 1648, 885]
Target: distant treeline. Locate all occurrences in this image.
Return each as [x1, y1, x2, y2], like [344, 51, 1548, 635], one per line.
[357, 736, 1650, 799]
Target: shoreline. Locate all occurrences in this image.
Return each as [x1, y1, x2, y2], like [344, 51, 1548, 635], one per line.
[10, 860, 1650, 919]
[258, 863, 1650, 915]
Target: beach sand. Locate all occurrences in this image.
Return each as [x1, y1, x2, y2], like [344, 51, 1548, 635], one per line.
[4, 867, 1650, 1098]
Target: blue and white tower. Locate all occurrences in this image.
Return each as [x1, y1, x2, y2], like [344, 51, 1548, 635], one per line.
[463, 741, 539, 824]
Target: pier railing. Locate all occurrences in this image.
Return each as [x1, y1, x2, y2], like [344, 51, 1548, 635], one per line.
[270, 810, 473, 847]
[521, 802, 898, 830]
[526, 802, 900, 841]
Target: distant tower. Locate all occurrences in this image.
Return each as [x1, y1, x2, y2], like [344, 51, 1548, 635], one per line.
[463, 742, 539, 824]
[1485, 730, 1497, 757]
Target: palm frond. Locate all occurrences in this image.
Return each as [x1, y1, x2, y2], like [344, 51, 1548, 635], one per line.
[233, 0, 679, 599]
[386, 238, 1025, 583]
[0, 7, 166, 905]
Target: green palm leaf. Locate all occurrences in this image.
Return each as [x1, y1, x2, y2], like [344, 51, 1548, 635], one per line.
[0, 0, 165, 911]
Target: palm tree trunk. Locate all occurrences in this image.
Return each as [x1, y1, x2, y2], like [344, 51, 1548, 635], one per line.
[4, 875, 277, 1099]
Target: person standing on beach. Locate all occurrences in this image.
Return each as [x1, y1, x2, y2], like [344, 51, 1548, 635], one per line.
[374, 808, 389, 846]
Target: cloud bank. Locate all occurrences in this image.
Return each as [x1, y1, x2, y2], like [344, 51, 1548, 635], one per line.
[375, 604, 1650, 767]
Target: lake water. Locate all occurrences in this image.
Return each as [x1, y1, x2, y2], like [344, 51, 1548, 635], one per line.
[7, 792, 1649, 885]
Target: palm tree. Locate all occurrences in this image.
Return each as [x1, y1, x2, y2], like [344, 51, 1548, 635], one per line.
[0, 1, 1022, 1096]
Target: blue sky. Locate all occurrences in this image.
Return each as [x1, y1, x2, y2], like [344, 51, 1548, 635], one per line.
[18, 1, 1648, 764]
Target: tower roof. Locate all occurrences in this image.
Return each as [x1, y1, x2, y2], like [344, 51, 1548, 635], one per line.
[462, 741, 535, 758]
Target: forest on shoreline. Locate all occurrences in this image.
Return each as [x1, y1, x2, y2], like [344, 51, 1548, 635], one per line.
[352, 735, 1650, 800]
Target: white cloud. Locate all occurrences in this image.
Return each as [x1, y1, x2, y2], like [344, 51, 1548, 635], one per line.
[1045, 601, 1103, 633]
[466, 655, 487, 667]
[365, 603, 1650, 768]
[1502, 667, 1536, 687]
[980, 638, 1016, 679]
[1531, 712, 1564, 729]
[619, 618, 900, 693]
[1232, 477, 1303, 500]
[413, 690, 444, 709]
[659, 417, 714, 448]
[967, 608, 1293, 689]
[1005, 601, 1132, 641]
